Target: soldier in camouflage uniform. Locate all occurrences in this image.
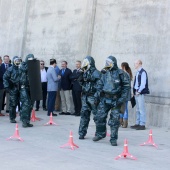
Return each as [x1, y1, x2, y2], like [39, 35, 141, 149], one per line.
[3, 56, 21, 123]
[93, 56, 130, 146]
[19, 54, 34, 128]
[78, 56, 101, 139]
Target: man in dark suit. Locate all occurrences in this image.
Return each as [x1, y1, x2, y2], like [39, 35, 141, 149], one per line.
[35, 60, 48, 111]
[70, 61, 82, 116]
[1, 55, 12, 114]
[0, 56, 5, 116]
[58, 61, 72, 115]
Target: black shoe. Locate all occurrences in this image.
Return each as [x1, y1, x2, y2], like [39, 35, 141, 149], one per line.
[79, 136, 85, 140]
[75, 113, 80, 116]
[71, 112, 77, 116]
[65, 112, 71, 115]
[111, 141, 117, 146]
[10, 119, 17, 123]
[43, 108, 47, 111]
[27, 123, 33, 127]
[59, 112, 66, 115]
[6, 110, 9, 113]
[136, 125, 146, 130]
[130, 124, 140, 129]
[35, 109, 39, 111]
[92, 136, 103, 141]
[22, 123, 33, 128]
[52, 113, 57, 116]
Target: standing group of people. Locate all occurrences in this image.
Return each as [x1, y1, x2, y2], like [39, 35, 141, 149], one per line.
[0, 54, 149, 146]
[36, 59, 83, 117]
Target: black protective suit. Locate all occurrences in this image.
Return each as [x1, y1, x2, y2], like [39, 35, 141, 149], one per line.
[19, 54, 34, 127]
[78, 56, 101, 138]
[3, 56, 21, 122]
[93, 56, 130, 145]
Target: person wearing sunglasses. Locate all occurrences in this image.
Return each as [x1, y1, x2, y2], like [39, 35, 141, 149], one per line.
[35, 60, 48, 111]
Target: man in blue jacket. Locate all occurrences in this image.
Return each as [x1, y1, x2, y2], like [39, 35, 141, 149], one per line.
[46, 59, 61, 116]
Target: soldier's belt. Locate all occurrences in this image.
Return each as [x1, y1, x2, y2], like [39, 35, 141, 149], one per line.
[103, 93, 118, 99]
[83, 92, 95, 96]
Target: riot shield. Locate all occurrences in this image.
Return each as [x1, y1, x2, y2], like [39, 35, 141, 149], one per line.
[27, 59, 42, 101]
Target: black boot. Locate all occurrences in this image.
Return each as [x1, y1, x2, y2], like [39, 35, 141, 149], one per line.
[79, 136, 85, 140]
[10, 119, 17, 123]
[92, 136, 103, 141]
[22, 122, 33, 128]
[27, 123, 33, 127]
[111, 140, 117, 146]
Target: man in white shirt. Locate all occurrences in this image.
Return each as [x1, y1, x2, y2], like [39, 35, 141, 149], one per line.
[131, 60, 149, 130]
[35, 60, 48, 111]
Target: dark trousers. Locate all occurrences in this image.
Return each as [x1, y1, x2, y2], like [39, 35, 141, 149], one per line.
[47, 91, 57, 115]
[72, 90, 82, 113]
[1, 91, 6, 110]
[36, 82, 47, 109]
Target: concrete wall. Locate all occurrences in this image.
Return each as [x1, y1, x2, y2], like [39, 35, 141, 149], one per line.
[0, 0, 95, 68]
[0, 0, 170, 127]
[91, 0, 170, 127]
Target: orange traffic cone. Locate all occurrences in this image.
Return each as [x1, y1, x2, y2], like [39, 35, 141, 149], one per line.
[7, 124, 24, 141]
[140, 129, 158, 148]
[115, 139, 137, 160]
[31, 110, 40, 122]
[44, 112, 58, 126]
[60, 131, 79, 150]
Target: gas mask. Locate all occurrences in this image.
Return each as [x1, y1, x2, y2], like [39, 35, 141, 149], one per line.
[14, 58, 21, 66]
[101, 58, 114, 73]
[81, 58, 90, 72]
[13, 56, 22, 67]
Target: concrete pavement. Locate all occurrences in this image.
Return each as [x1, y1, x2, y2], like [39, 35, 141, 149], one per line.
[0, 110, 169, 170]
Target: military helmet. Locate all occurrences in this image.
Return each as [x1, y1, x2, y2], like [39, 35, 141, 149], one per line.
[25, 54, 34, 63]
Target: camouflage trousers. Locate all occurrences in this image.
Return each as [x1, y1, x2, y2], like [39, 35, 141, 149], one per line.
[20, 88, 32, 124]
[79, 95, 97, 137]
[94, 97, 120, 143]
[9, 88, 19, 120]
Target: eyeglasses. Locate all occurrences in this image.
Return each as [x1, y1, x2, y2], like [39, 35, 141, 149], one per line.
[41, 63, 44, 65]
